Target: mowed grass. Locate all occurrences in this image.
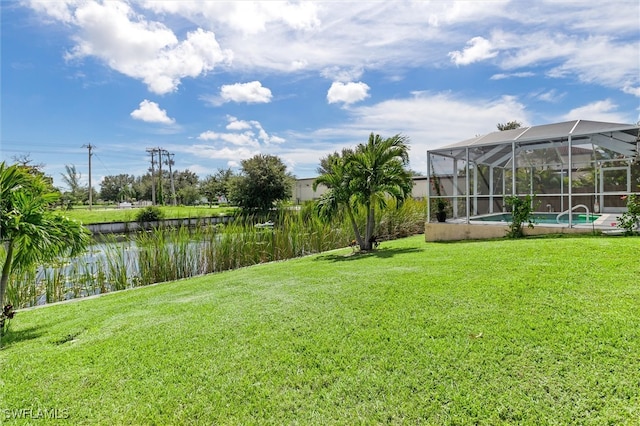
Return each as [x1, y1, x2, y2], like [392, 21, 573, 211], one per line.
[59, 205, 235, 224]
[1, 235, 638, 424]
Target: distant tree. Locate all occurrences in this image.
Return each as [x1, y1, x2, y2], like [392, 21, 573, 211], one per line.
[497, 121, 522, 131]
[100, 174, 135, 203]
[132, 174, 154, 202]
[0, 162, 90, 309]
[60, 164, 88, 205]
[11, 154, 58, 196]
[228, 154, 294, 212]
[11, 154, 44, 171]
[177, 186, 201, 206]
[317, 148, 355, 176]
[173, 169, 199, 198]
[201, 168, 234, 204]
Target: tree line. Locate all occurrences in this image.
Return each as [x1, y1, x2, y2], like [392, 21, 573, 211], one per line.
[48, 154, 294, 210]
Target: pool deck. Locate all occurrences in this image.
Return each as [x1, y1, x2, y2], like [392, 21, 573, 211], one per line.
[425, 213, 624, 242]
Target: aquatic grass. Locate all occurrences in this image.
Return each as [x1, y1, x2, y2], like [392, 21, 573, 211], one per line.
[42, 262, 67, 304]
[101, 239, 135, 292]
[376, 198, 426, 240]
[4, 269, 39, 308]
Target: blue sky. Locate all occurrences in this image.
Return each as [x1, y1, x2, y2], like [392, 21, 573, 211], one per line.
[2, 1, 639, 190]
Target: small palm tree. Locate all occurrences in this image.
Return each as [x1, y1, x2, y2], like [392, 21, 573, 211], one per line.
[314, 133, 413, 251]
[1, 162, 90, 308]
[349, 133, 413, 250]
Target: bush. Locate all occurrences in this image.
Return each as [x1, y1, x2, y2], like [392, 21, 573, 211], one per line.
[617, 193, 640, 236]
[136, 206, 164, 223]
[505, 195, 535, 238]
[1, 304, 15, 338]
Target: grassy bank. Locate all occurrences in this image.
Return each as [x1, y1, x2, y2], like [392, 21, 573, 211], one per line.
[59, 205, 236, 224]
[1, 235, 639, 424]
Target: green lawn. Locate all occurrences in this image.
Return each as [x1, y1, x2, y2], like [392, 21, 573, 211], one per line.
[1, 235, 638, 424]
[58, 205, 236, 224]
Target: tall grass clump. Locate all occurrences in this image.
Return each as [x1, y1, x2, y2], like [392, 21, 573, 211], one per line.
[136, 226, 208, 285]
[376, 198, 426, 240]
[333, 197, 426, 243]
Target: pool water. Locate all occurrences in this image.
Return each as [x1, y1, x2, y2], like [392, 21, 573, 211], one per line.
[473, 212, 600, 224]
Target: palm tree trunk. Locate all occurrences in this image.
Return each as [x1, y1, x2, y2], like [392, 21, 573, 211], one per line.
[346, 206, 365, 249]
[368, 207, 375, 246]
[363, 202, 375, 250]
[0, 241, 15, 308]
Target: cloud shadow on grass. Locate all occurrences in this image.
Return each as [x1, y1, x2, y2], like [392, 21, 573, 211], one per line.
[314, 246, 424, 262]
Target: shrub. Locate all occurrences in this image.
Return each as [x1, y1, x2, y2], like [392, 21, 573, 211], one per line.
[136, 206, 164, 223]
[1, 304, 15, 338]
[617, 193, 640, 236]
[505, 195, 536, 238]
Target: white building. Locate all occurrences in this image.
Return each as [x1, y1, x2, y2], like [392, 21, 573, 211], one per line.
[293, 176, 430, 204]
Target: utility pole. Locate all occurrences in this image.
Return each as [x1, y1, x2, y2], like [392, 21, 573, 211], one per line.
[165, 151, 177, 206]
[146, 148, 157, 205]
[157, 147, 164, 205]
[82, 144, 95, 210]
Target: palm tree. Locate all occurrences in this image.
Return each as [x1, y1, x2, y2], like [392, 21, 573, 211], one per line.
[314, 134, 413, 251]
[313, 150, 364, 248]
[60, 164, 87, 204]
[348, 133, 413, 250]
[0, 162, 90, 308]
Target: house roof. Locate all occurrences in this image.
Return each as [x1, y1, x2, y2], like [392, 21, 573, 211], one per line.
[427, 120, 639, 170]
[435, 120, 639, 151]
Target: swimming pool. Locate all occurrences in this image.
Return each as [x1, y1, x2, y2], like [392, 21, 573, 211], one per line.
[473, 212, 601, 224]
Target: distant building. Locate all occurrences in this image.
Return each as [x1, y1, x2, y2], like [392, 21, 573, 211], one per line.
[293, 178, 326, 204]
[293, 176, 429, 204]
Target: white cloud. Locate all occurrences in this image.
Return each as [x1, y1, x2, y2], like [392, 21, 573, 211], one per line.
[560, 99, 628, 123]
[493, 31, 639, 95]
[196, 117, 285, 160]
[545, 36, 639, 93]
[448, 36, 498, 66]
[226, 116, 252, 131]
[490, 72, 535, 80]
[321, 67, 364, 82]
[183, 145, 259, 161]
[143, 1, 321, 35]
[536, 89, 565, 103]
[197, 131, 260, 148]
[130, 100, 175, 124]
[27, 0, 76, 23]
[327, 81, 370, 105]
[623, 86, 640, 97]
[37, 0, 232, 94]
[219, 81, 273, 104]
[28, 1, 638, 97]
